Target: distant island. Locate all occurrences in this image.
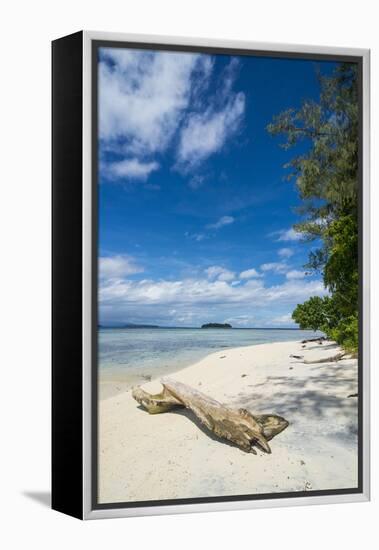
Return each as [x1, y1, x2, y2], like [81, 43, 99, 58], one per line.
[201, 323, 232, 329]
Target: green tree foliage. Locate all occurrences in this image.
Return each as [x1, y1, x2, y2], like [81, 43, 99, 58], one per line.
[267, 64, 359, 351]
[292, 296, 331, 332]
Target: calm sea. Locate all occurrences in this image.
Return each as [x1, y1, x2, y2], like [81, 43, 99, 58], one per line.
[98, 327, 322, 380]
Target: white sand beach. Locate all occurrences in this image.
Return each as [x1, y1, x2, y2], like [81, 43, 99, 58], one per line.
[98, 339, 358, 504]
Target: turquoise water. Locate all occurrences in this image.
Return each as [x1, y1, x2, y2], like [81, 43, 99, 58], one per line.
[98, 327, 322, 379]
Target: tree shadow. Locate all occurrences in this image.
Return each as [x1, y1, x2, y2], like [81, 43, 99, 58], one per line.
[305, 343, 340, 352]
[231, 361, 358, 429]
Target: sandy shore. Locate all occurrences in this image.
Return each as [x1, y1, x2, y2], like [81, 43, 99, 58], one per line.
[99, 339, 358, 504]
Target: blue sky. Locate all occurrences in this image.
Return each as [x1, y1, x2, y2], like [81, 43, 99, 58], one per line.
[98, 47, 336, 327]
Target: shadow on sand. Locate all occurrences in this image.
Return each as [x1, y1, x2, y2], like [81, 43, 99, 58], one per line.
[228, 359, 358, 444]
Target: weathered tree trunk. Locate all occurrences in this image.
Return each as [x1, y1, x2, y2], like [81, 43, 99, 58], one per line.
[302, 352, 346, 364]
[132, 378, 289, 454]
[301, 336, 326, 344]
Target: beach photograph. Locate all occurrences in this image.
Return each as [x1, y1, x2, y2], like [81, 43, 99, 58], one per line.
[96, 46, 359, 505]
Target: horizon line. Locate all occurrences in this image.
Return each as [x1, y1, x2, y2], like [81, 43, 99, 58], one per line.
[98, 324, 304, 330]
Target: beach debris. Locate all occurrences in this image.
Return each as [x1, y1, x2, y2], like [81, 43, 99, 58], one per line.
[290, 354, 304, 359]
[301, 336, 326, 344]
[347, 393, 358, 398]
[304, 481, 312, 491]
[241, 374, 248, 378]
[132, 383, 182, 414]
[132, 378, 289, 454]
[220, 355, 226, 359]
[301, 352, 346, 364]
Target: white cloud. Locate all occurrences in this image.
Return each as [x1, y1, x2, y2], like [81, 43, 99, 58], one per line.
[207, 215, 235, 230]
[271, 313, 295, 326]
[99, 276, 327, 314]
[99, 48, 211, 154]
[275, 228, 302, 242]
[260, 261, 288, 274]
[99, 50, 245, 184]
[224, 314, 255, 327]
[185, 231, 208, 242]
[177, 93, 245, 168]
[99, 255, 328, 326]
[99, 255, 144, 279]
[188, 175, 205, 190]
[205, 266, 235, 282]
[194, 234, 206, 242]
[278, 247, 294, 259]
[185, 215, 235, 243]
[239, 268, 261, 279]
[106, 159, 159, 181]
[218, 271, 236, 282]
[221, 58, 241, 96]
[286, 269, 307, 280]
[99, 49, 215, 185]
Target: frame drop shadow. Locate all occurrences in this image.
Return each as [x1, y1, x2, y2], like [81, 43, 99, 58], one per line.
[23, 491, 51, 508]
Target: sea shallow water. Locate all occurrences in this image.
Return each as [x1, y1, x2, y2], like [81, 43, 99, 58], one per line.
[98, 327, 323, 382]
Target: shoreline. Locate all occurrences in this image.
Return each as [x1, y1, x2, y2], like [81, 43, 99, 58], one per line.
[99, 337, 321, 401]
[99, 338, 358, 504]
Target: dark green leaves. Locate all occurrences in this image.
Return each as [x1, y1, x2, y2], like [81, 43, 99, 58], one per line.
[268, 63, 359, 352]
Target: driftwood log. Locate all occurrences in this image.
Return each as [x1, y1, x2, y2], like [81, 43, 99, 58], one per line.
[301, 336, 326, 344]
[132, 378, 289, 454]
[302, 352, 346, 364]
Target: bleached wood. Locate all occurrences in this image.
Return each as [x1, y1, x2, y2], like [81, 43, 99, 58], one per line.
[302, 352, 346, 364]
[132, 378, 289, 454]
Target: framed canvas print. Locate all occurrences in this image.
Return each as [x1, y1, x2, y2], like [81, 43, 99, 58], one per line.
[52, 31, 370, 520]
